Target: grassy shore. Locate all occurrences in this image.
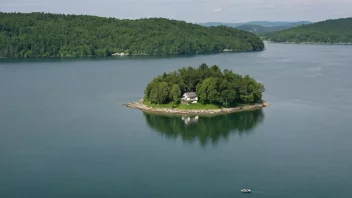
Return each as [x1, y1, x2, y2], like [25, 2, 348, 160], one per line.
[144, 102, 220, 110]
[144, 101, 240, 110]
[176, 103, 220, 110]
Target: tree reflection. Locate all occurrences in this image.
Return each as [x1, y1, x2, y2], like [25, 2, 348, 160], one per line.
[143, 109, 265, 147]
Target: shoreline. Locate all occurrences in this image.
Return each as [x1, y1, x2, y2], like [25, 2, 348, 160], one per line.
[0, 49, 264, 60]
[124, 99, 270, 116]
[265, 41, 352, 45]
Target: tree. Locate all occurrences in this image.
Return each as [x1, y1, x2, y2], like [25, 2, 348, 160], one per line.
[150, 82, 170, 104]
[169, 84, 181, 105]
[196, 77, 220, 104]
[196, 77, 212, 104]
[221, 89, 237, 107]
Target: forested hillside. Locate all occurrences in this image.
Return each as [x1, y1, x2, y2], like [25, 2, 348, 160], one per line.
[0, 12, 264, 58]
[264, 18, 352, 43]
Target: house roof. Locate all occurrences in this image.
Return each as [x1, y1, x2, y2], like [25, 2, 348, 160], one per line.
[183, 92, 197, 98]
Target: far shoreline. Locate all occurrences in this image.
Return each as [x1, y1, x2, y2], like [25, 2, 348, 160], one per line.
[124, 99, 270, 116]
[0, 49, 264, 60]
[265, 40, 352, 45]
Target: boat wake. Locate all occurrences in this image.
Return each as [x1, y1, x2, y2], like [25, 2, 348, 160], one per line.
[249, 190, 286, 197]
[249, 190, 268, 195]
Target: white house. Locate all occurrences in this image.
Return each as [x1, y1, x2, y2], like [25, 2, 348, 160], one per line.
[182, 92, 198, 104]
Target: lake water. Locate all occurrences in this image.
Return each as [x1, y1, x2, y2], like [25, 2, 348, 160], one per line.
[1, 42, 352, 198]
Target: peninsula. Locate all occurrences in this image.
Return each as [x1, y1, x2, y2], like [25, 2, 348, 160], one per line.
[125, 63, 269, 115]
[0, 12, 264, 58]
[264, 17, 352, 44]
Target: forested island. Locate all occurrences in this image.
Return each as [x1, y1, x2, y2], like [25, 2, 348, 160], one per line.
[125, 63, 269, 115]
[0, 12, 264, 58]
[264, 17, 352, 44]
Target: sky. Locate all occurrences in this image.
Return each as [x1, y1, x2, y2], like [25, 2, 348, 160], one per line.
[1, 0, 351, 23]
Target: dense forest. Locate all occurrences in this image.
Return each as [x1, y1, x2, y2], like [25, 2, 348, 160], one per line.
[264, 18, 352, 43]
[0, 12, 264, 58]
[144, 63, 265, 107]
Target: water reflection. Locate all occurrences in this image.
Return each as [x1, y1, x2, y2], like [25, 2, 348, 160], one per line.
[143, 109, 265, 147]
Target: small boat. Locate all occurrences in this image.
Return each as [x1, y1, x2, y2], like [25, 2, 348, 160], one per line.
[241, 189, 251, 193]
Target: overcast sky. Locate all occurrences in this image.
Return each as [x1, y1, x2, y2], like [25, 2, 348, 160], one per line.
[1, 0, 351, 23]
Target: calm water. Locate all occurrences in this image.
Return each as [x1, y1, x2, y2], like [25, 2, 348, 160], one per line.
[1, 43, 352, 198]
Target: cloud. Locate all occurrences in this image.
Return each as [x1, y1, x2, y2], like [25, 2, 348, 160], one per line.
[213, 7, 222, 12]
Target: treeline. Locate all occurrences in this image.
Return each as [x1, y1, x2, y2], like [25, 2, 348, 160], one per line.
[264, 17, 352, 43]
[144, 64, 265, 107]
[0, 12, 264, 58]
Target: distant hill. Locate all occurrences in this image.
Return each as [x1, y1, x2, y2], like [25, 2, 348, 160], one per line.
[236, 21, 311, 27]
[200, 21, 311, 27]
[0, 12, 264, 58]
[235, 25, 295, 35]
[264, 18, 352, 44]
[199, 21, 311, 34]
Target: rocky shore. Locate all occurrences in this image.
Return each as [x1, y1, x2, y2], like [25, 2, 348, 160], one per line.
[124, 99, 270, 116]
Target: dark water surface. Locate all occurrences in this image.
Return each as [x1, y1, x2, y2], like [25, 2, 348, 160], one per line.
[1, 43, 352, 198]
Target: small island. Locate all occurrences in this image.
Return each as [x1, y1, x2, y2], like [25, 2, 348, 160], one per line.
[125, 63, 269, 115]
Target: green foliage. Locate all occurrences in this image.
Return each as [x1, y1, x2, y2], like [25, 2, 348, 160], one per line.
[169, 84, 181, 105]
[264, 17, 352, 43]
[196, 77, 220, 104]
[144, 102, 220, 110]
[144, 63, 265, 106]
[150, 82, 170, 104]
[0, 12, 264, 58]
